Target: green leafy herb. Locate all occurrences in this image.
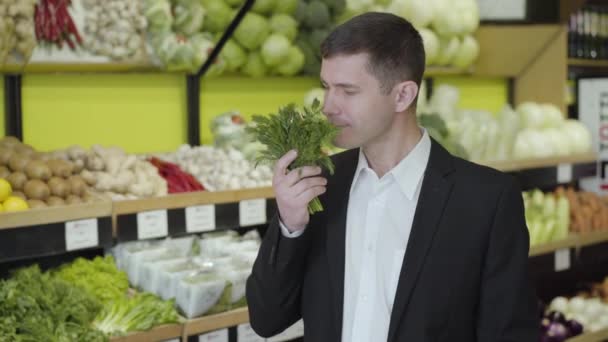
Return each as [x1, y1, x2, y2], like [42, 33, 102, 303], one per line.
[247, 99, 338, 214]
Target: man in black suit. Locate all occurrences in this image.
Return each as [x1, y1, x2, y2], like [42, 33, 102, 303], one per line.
[246, 12, 538, 341]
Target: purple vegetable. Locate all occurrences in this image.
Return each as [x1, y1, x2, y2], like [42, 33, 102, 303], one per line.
[540, 317, 552, 333]
[546, 311, 567, 324]
[565, 319, 584, 337]
[541, 322, 569, 342]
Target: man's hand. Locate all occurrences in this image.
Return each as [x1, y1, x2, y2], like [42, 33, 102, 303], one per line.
[273, 150, 327, 232]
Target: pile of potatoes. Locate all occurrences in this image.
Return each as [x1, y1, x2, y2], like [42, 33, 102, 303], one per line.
[0, 137, 94, 208]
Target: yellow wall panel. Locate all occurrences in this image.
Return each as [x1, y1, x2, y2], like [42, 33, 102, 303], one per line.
[433, 76, 508, 113]
[0, 79, 4, 138]
[200, 76, 319, 144]
[22, 74, 186, 153]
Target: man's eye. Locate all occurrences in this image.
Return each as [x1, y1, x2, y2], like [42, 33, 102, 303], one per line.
[345, 91, 357, 96]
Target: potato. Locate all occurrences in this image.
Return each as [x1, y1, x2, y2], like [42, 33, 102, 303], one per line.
[73, 159, 85, 173]
[14, 144, 35, 157]
[0, 136, 20, 148]
[68, 176, 87, 196]
[48, 177, 71, 198]
[47, 159, 74, 178]
[0, 146, 14, 166]
[7, 172, 27, 191]
[0, 166, 10, 179]
[46, 196, 65, 207]
[25, 160, 52, 181]
[24, 179, 51, 200]
[65, 195, 83, 205]
[12, 191, 26, 200]
[27, 199, 48, 209]
[8, 155, 29, 172]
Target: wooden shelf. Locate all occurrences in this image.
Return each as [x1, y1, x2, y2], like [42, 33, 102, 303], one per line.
[567, 328, 608, 342]
[529, 234, 579, 257]
[568, 58, 608, 68]
[424, 66, 473, 77]
[110, 323, 183, 342]
[113, 187, 274, 215]
[482, 152, 596, 172]
[0, 201, 112, 230]
[182, 307, 249, 337]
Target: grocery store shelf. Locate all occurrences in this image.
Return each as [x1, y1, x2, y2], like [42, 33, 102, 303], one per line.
[529, 235, 579, 257]
[0, 201, 112, 230]
[424, 66, 473, 76]
[21, 63, 160, 73]
[182, 307, 249, 338]
[567, 328, 608, 342]
[483, 153, 597, 173]
[110, 323, 183, 342]
[568, 58, 608, 68]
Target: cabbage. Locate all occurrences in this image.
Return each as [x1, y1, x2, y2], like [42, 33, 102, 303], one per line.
[242, 52, 268, 77]
[460, 0, 480, 34]
[173, 0, 205, 36]
[305, 1, 331, 29]
[418, 28, 439, 65]
[274, 0, 298, 15]
[234, 13, 270, 50]
[202, 0, 234, 33]
[346, 0, 374, 13]
[276, 46, 305, 76]
[304, 88, 325, 107]
[191, 33, 216, 73]
[155, 33, 195, 72]
[220, 39, 246, 72]
[252, 0, 276, 15]
[387, 0, 434, 28]
[544, 128, 571, 156]
[540, 104, 565, 128]
[270, 14, 298, 42]
[451, 35, 479, 68]
[308, 28, 331, 53]
[517, 102, 545, 129]
[225, 0, 243, 7]
[143, 0, 172, 32]
[435, 36, 460, 66]
[261, 34, 291, 66]
[561, 120, 592, 154]
[432, 0, 479, 36]
[513, 129, 554, 159]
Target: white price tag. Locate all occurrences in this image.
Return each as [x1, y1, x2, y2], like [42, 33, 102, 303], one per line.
[557, 164, 572, 184]
[164, 339, 180, 342]
[137, 210, 168, 239]
[555, 248, 571, 272]
[267, 320, 304, 342]
[238, 323, 265, 342]
[186, 205, 216, 233]
[239, 199, 267, 227]
[198, 329, 229, 342]
[65, 218, 98, 251]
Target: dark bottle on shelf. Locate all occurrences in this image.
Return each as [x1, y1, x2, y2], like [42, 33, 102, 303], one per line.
[577, 10, 585, 58]
[584, 7, 592, 59]
[601, 7, 608, 60]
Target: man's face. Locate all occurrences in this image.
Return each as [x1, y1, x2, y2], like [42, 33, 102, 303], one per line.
[320, 53, 397, 149]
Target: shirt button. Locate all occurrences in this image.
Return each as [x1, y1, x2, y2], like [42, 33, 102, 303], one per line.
[367, 245, 373, 252]
[361, 295, 368, 301]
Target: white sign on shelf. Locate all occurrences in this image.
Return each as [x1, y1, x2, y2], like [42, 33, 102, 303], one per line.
[267, 320, 304, 342]
[186, 204, 216, 233]
[65, 218, 99, 251]
[237, 323, 265, 342]
[578, 78, 607, 194]
[557, 164, 573, 184]
[239, 199, 267, 227]
[137, 210, 168, 240]
[555, 248, 571, 272]
[198, 329, 229, 342]
[163, 339, 180, 342]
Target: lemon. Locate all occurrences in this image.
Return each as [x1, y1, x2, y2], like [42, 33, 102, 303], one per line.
[3, 196, 28, 212]
[0, 179, 11, 202]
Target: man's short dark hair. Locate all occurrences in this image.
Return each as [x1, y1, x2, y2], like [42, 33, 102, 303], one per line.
[320, 12, 425, 95]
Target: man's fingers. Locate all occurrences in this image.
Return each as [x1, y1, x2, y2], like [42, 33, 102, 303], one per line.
[284, 166, 322, 187]
[296, 185, 327, 204]
[292, 177, 327, 196]
[274, 150, 298, 178]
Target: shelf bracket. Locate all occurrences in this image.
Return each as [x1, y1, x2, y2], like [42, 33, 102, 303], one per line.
[4, 74, 23, 140]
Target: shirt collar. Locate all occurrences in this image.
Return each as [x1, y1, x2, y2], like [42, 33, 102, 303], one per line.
[350, 128, 431, 200]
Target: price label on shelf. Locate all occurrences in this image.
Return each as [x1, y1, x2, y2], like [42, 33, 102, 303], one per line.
[137, 210, 168, 239]
[65, 218, 98, 251]
[239, 199, 267, 227]
[163, 339, 180, 342]
[555, 248, 571, 272]
[186, 204, 216, 233]
[237, 323, 265, 342]
[198, 329, 228, 342]
[557, 164, 573, 184]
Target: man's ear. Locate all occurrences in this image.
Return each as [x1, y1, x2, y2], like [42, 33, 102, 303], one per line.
[394, 81, 419, 113]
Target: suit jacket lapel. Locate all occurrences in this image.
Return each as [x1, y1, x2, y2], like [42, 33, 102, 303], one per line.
[324, 149, 359, 340]
[387, 140, 455, 342]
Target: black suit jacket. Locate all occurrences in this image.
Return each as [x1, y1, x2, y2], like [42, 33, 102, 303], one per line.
[246, 140, 539, 341]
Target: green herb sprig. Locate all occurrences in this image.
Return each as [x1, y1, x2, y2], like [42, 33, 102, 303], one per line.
[247, 99, 338, 214]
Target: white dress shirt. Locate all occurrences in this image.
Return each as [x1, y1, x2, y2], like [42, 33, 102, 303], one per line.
[281, 129, 431, 342]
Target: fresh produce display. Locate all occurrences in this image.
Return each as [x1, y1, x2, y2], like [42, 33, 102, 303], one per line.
[421, 85, 593, 163]
[148, 156, 205, 193]
[0, 0, 37, 65]
[0, 178, 29, 212]
[294, 0, 346, 75]
[340, 0, 480, 68]
[0, 136, 97, 209]
[247, 100, 338, 213]
[539, 307, 584, 341]
[523, 189, 570, 247]
[113, 231, 260, 318]
[0, 265, 107, 341]
[561, 187, 608, 234]
[81, 0, 148, 61]
[548, 288, 608, 334]
[34, 0, 82, 50]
